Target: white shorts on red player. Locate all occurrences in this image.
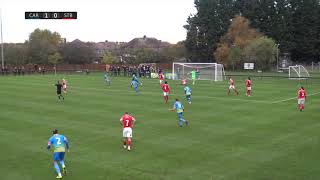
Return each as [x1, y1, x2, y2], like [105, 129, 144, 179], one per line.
[160, 80, 163, 84]
[63, 85, 67, 90]
[298, 98, 305, 105]
[123, 127, 133, 138]
[163, 92, 169, 96]
[246, 87, 252, 91]
[229, 85, 235, 90]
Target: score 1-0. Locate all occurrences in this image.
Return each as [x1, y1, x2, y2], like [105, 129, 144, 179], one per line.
[25, 12, 77, 19]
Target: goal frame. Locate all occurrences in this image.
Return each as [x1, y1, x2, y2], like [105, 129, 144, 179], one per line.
[288, 65, 310, 80]
[172, 62, 225, 81]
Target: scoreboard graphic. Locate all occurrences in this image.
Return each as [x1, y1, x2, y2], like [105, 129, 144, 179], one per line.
[25, 12, 77, 19]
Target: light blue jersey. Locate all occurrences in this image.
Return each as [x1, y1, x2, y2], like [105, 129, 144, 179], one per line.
[104, 74, 109, 81]
[48, 134, 69, 153]
[132, 75, 139, 83]
[184, 86, 192, 95]
[174, 101, 184, 113]
[131, 80, 139, 88]
[104, 74, 111, 85]
[173, 101, 188, 127]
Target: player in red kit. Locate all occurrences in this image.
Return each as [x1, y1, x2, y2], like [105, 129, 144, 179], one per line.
[161, 81, 170, 103]
[159, 72, 164, 84]
[245, 77, 252, 96]
[181, 78, 187, 85]
[120, 112, 136, 151]
[227, 77, 239, 95]
[297, 86, 307, 111]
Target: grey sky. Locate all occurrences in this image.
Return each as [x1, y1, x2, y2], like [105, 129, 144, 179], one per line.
[1, 0, 196, 43]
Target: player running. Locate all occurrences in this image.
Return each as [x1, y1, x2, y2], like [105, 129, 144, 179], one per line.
[131, 74, 141, 94]
[54, 81, 64, 101]
[62, 78, 67, 94]
[161, 81, 171, 103]
[169, 98, 189, 127]
[245, 77, 252, 97]
[104, 73, 111, 85]
[227, 77, 239, 95]
[159, 71, 165, 84]
[47, 129, 69, 179]
[184, 85, 192, 104]
[297, 86, 307, 111]
[120, 112, 136, 151]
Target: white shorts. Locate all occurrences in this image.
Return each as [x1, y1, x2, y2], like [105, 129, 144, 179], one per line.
[163, 92, 169, 96]
[298, 98, 305, 105]
[122, 127, 133, 138]
[246, 87, 252, 91]
[229, 85, 235, 90]
[160, 80, 163, 84]
[63, 85, 67, 89]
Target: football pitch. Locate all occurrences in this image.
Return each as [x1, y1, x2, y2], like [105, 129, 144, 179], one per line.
[1, 73, 320, 180]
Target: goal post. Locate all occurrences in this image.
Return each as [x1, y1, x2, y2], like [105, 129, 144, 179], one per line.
[172, 62, 225, 81]
[288, 65, 310, 79]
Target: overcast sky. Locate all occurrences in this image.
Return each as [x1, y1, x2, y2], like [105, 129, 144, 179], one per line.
[0, 0, 196, 44]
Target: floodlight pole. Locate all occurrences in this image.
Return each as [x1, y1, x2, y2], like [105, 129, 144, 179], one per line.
[276, 43, 280, 72]
[0, 9, 4, 69]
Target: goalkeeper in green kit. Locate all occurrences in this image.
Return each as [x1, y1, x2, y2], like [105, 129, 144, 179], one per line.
[190, 69, 196, 85]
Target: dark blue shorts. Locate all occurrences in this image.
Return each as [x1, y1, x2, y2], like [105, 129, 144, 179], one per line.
[53, 152, 65, 161]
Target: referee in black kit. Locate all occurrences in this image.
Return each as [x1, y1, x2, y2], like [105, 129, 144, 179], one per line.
[54, 81, 65, 101]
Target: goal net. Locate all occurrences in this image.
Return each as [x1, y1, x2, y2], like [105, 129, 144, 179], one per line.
[172, 62, 225, 81]
[288, 65, 310, 79]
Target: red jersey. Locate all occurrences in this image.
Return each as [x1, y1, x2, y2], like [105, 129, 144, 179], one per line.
[181, 79, 187, 85]
[161, 84, 170, 93]
[229, 79, 234, 85]
[159, 74, 164, 80]
[121, 115, 135, 128]
[298, 89, 307, 99]
[246, 79, 252, 87]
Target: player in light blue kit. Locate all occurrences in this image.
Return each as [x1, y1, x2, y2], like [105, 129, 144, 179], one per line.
[131, 74, 141, 94]
[104, 73, 111, 85]
[184, 85, 192, 104]
[169, 98, 189, 127]
[47, 129, 69, 179]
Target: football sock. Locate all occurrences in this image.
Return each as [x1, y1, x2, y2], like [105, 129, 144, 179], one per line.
[60, 161, 65, 168]
[165, 96, 168, 103]
[54, 162, 61, 175]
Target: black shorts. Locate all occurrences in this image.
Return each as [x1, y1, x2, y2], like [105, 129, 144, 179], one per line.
[57, 91, 62, 95]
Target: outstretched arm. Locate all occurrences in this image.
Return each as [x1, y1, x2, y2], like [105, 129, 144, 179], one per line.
[47, 141, 51, 150]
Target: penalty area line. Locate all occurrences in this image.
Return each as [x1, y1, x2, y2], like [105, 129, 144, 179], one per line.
[271, 91, 320, 104]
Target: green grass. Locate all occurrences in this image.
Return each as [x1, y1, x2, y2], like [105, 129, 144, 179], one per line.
[1, 73, 320, 180]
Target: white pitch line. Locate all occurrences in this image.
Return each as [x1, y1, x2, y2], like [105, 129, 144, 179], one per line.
[70, 86, 271, 104]
[6, 79, 318, 105]
[271, 92, 320, 104]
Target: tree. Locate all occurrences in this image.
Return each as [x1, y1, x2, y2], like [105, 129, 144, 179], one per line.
[102, 52, 117, 64]
[237, 0, 320, 62]
[160, 41, 187, 62]
[48, 52, 62, 66]
[186, 0, 320, 63]
[184, 0, 236, 62]
[3, 43, 28, 65]
[227, 46, 242, 70]
[243, 37, 278, 70]
[27, 28, 62, 64]
[60, 40, 95, 64]
[214, 16, 261, 66]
